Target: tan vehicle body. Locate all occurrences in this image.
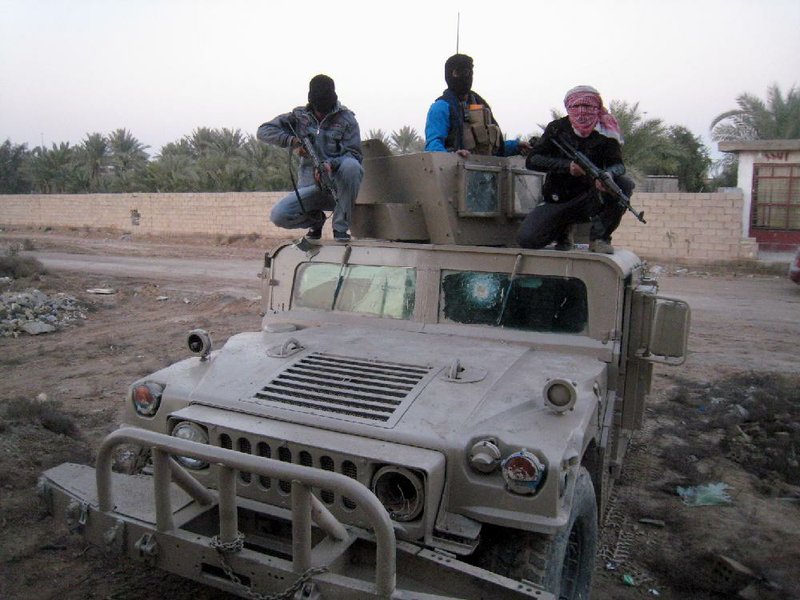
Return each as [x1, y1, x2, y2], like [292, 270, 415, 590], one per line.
[40, 148, 689, 599]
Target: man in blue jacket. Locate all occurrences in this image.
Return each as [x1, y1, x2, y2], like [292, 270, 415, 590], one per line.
[424, 54, 530, 158]
[257, 75, 362, 241]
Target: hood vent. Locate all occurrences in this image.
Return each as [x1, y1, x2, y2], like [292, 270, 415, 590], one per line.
[249, 352, 435, 427]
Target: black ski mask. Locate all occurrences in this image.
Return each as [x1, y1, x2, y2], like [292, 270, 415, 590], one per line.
[444, 54, 473, 97]
[308, 74, 338, 115]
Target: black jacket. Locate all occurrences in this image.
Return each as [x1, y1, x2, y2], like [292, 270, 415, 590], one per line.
[526, 117, 625, 202]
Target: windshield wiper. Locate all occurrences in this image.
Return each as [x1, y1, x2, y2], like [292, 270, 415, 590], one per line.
[330, 245, 352, 310]
[496, 254, 522, 326]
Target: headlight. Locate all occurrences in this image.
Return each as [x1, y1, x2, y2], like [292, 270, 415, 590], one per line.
[371, 466, 424, 522]
[132, 382, 164, 417]
[171, 421, 209, 470]
[543, 378, 577, 413]
[501, 449, 546, 495]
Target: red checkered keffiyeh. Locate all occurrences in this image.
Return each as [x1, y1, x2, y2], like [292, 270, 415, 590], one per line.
[564, 85, 623, 143]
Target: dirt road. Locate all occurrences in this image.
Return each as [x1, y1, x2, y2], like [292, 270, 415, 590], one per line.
[1, 229, 799, 599]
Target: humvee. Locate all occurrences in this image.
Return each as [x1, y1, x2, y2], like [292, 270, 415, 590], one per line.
[39, 145, 690, 599]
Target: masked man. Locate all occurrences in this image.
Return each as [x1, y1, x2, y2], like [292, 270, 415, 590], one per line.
[257, 74, 362, 241]
[517, 85, 634, 254]
[424, 54, 530, 158]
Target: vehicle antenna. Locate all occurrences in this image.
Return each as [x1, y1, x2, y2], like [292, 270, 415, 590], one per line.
[456, 12, 460, 53]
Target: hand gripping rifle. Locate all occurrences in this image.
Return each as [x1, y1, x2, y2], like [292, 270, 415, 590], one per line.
[551, 135, 646, 224]
[288, 123, 339, 206]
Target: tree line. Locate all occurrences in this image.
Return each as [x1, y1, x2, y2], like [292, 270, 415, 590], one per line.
[1, 84, 797, 195]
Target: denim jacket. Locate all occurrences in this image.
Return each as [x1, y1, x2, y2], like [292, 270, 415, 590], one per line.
[257, 103, 362, 187]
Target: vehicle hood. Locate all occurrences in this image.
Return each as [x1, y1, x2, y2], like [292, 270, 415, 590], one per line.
[175, 322, 607, 445]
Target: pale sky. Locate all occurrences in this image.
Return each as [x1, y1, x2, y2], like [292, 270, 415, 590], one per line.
[1, 0, 798, 158]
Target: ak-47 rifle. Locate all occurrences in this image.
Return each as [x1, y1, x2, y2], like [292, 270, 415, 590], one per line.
[289, 124, 339, 205]
[551, 135, 646, 224]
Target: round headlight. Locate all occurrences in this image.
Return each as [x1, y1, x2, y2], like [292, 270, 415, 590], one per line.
[371, 466, 424, 522]
[132, 382, 164, 417]
[171, 421, 209, 470]
[543, 379, 577, 413]
[501, 449, 546, 495]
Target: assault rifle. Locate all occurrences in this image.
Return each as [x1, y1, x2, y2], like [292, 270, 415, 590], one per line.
[551, 135, 646, 224]
[289, 126, 339, 205]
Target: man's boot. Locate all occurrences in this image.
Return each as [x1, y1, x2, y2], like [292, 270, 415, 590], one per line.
[589, 239, 614, 254]
[305, 210, 326, 240]
[553, 227, 574, 251]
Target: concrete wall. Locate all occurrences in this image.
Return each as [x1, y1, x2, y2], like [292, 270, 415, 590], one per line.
[612, 190, 758, 261]
[0, 192, 290, 238]
[0, 190, 757, 262]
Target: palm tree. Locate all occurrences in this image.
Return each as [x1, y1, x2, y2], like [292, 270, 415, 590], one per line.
[390, 126, 424, 155]
[0, 139, 31, 193]
[365, 129, 391, 146]
[710, 83, 800, 141]
[667, 126, 712, 192]
[108, 128, 149, 191]
[22, 143, 78, 193]
[241, 135, 293, 191]
[140, 154, 199, 193]
[76, 133, 110, 191]
[609, 100, 682, 180]
[709, 84, 800, 187]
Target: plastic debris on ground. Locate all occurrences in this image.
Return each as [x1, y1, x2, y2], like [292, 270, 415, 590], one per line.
[676, 482, 733, 506]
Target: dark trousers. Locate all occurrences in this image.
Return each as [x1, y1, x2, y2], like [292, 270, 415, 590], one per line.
[517, 175, 634, 249]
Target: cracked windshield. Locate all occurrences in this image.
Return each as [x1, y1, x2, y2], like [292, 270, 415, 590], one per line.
[440, 271, 588, 333]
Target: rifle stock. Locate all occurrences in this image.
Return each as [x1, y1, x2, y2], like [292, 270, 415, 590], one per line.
[551, 136, 646, 224]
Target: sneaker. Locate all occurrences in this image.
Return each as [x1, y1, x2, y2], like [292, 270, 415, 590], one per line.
[554, 241, 574, 251]
[589, 239, 615, 254]
[333, 230, 351, 242]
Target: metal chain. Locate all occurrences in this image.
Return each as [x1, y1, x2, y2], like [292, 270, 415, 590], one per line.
[210, 532, 328, 600]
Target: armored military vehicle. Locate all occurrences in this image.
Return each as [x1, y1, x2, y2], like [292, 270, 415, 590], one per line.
[39, 144, 690, 599]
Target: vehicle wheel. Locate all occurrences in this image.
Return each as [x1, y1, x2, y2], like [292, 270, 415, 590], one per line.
[476, 466, 598, 599]
[112, 443, 151, 475]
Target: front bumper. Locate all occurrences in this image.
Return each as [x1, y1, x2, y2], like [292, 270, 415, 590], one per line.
[39, 428, 550, 599]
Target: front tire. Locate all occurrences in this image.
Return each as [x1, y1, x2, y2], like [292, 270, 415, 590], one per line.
[476, 466, 598, 599]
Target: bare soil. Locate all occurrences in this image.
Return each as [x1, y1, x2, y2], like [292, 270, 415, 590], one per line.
[1, 226, 799, 599]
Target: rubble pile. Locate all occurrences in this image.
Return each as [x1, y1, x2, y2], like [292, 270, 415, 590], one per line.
[0, 288, 87, 337]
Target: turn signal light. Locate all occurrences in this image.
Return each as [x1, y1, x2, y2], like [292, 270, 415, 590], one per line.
[132, 382, 164, 417]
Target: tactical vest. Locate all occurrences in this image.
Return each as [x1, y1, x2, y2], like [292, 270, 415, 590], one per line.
[446, 102, 502, 156]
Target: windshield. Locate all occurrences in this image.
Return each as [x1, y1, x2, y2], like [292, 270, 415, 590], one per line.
[439, 270, 588, 333]
[293, 263, 416, 320]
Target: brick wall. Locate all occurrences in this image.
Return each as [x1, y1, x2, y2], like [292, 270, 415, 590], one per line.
[0, 190, 757, 262]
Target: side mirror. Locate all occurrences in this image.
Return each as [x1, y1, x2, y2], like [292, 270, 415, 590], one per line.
[644, 297, 690, 365]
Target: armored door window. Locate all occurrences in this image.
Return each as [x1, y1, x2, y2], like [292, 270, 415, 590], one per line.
[439, 270, 588, 333]
[293, 263, 416, 320]
[511, 169, 544, 216]
[460, 165, 502, 216]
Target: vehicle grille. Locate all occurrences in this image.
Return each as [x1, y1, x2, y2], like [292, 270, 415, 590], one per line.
[215, 430, 368, 522]
[248, 352, 435, 427]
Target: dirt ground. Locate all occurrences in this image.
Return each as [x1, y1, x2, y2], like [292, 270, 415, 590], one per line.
[1, 227, 799, 600]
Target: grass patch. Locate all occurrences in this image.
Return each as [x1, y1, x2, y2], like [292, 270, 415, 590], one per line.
[3, 397, 80, 438]
[0, 245, 47, 278]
